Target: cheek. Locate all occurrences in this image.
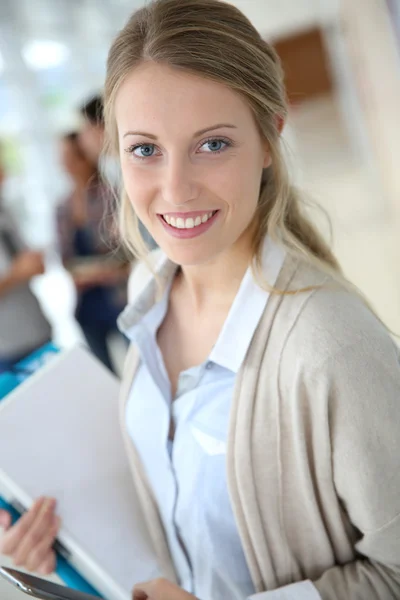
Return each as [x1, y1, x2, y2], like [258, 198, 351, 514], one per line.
[215, 160, 261, 216]
[121, 165, 156, 217]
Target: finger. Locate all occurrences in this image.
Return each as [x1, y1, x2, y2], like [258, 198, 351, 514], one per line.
[1, 497, 46, 555]
[135, 580, 197, 600]
[133, 587, 149, 600]
[37, 551, 57, 576]
[25, 516, 61, 573]
[0, 510, 12, 532]
[13, 498, 57, 566]
[133, 579, 172, 600]
[133, 592, 148, 600]
[133, 580, 154, 600]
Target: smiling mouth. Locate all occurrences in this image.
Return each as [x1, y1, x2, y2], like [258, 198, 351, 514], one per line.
[160, 211, 218, 230]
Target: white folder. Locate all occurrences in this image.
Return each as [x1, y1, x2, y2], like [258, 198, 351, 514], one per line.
[0, 345, 161, 600]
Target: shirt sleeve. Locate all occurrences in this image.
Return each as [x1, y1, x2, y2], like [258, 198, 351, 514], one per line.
[55, 202, 73, 262]
[304, 332, 400, 598]
[248, 581, 322, 600]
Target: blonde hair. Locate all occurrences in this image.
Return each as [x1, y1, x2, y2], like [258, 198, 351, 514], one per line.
[104, 0, 341, 283]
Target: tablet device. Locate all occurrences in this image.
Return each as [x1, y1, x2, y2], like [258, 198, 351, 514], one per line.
[0, 567, 99, 600]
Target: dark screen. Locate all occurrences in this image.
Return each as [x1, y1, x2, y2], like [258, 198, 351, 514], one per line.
[0, 568, 100, 600]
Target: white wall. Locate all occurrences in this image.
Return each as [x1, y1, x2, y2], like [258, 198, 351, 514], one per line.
[340, 0, 400, 213]
[226, 0, 325, 39]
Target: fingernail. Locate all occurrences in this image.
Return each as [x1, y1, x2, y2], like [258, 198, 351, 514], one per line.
[41, 499, 53, 514]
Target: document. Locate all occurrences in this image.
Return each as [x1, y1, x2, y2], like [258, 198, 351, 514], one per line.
[0, 346, 160, 600]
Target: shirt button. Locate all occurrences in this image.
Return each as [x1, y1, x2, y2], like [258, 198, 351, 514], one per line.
[206, 362, 213, 370]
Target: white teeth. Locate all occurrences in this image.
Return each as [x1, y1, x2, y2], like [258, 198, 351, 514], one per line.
[163, 211, 216, 229]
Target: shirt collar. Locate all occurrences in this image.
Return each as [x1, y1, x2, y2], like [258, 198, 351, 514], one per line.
[118, 251, 177, 335]
[209, 236, 285, 373]
[118, 237, 285, 372]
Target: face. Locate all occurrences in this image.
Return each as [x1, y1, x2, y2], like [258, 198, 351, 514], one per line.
[79, 121, 104, 165]
[60, 139, 83, 176]
[115, 63, 271, 266]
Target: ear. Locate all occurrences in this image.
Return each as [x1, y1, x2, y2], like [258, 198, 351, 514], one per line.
[263, 147, 272, 169]
[276, 115, 285, 134]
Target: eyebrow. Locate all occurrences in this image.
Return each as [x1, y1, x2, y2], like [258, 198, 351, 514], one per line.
[123, 123, 237, 140]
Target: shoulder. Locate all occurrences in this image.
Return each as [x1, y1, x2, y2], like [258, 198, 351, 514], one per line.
[274, 258, 398, 377]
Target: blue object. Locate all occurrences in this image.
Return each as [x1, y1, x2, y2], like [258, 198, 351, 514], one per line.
[0, 342, 59, 400]
[0, 344, 103, 598]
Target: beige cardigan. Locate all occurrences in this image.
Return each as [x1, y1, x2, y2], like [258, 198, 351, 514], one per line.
[118, 252, 400, 600]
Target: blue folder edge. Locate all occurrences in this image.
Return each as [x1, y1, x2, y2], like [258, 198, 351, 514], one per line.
[0, 343, 103, 598]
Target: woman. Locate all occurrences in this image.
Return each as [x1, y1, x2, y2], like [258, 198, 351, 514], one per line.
[1, 1, 400, 599]
[57, 132, 129, 372]
[0, 153, 52, 372]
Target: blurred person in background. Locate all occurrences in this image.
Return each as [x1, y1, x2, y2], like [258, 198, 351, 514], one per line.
[57, 131, 128, 373]
[79, 94, 157, 325]
[78, 95, 106, 171]
[0, 147, 52, 373]
[80, 95, 157, 249]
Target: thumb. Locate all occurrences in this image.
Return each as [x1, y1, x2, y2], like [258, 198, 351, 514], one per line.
[0, 509, 12, 531]
[133, 591, 148, 600]
[133, 580, 193, 600]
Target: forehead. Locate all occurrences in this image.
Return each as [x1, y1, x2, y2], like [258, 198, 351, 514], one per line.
[115, 62, 255, 135]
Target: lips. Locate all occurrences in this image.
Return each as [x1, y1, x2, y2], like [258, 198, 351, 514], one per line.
[158, 210, 219, 239]
[160, 211, 217, 230]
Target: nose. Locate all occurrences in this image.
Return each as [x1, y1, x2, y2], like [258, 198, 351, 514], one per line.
[162, 155, 198, 207]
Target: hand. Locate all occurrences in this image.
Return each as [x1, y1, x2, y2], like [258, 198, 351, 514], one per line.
[72, 271, 99, 292]
[10, 251, 45, 284]
[73, 265, 126, 290]
[0, 497, 60, 574]
[133, 579, 198, 600]
[72, 268, 110, 291]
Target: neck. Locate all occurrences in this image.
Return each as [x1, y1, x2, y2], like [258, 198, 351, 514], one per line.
[178, 232, 253, 313]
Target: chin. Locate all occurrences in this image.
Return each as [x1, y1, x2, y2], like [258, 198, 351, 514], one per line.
[159, 242, 220, 267]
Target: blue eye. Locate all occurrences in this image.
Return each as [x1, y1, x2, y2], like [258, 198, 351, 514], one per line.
[132, 144, 156, 158]
[201, 139, 228, 153]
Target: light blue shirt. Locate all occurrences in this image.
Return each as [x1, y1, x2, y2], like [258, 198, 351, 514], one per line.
[124, 239, 321, 600]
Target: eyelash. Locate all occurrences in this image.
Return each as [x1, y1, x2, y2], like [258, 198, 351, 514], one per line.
[201, 137, 233, 154]
[124, 137, 234, 160]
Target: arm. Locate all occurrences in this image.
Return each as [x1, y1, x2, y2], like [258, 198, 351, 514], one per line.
[250, 312, 400, 600]
[0, 271, 19, 296]
[0, 251, 45, 298]
[131, 579, 321, 600]
[71, 261, 130, 292]
[310, 337, 400, 600]
[55, 201, 75, 265]
[248, 583, 321, 599]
